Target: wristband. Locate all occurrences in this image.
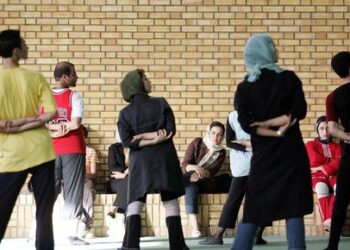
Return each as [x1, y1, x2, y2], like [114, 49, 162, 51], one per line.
[276, 130, 283, 137]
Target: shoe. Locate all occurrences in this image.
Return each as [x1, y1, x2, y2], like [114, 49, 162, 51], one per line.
[255, 237, 267, 245]
[324, 219, 331, 232]
[107, 211, 116, 219]
[199, 236, 223, 245]
[191, 230, 202, 238]
[68, 236, 89, 245]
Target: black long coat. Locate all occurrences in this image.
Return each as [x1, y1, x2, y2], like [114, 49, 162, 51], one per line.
[235, 69, 313, 224]
[117, 94, 184, 203]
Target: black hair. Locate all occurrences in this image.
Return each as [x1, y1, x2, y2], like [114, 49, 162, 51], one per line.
[0, 29, 21, 58]
[315, 115, 326, 132]
[210, 121, 225, 135]
[331, 51, 350, 78]
[54, 61, 74, 81]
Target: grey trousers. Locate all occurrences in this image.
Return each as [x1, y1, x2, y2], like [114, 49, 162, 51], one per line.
[55, 153, 86, 220]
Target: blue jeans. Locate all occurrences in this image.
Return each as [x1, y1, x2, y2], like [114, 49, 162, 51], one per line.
[231, 217, 306, 250]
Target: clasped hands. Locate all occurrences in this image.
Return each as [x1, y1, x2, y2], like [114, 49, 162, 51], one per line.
[131, 129, 172, 144]
[249, 114, 296, 137]
[190, 166, 207, 182]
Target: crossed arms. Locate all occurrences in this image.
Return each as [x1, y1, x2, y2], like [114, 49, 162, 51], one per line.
[0, 111, 56, 134]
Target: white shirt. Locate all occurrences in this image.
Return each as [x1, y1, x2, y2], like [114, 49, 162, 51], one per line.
[227, 111, 252, 177]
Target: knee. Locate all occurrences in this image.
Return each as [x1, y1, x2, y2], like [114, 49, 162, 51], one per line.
[315, 182, 329, 197]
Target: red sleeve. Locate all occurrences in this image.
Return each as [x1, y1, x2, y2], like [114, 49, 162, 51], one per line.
[326, 92, 338, 122]
[305, 141, 329, 168]
[322, 142, 341, 176]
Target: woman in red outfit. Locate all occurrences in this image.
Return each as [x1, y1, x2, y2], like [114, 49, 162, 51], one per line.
[305, 116, 341, 230]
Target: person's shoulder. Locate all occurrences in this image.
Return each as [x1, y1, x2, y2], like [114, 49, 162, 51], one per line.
[228, 110, 237, 120]
[279, 70, 300, 80]
[334, 82, 350, 94]
[190, 137, 203, 145]
[21, 68, 47, 81]
[305, 139, 317, 147]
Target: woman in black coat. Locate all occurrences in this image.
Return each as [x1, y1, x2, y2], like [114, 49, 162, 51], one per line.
[117, 69, 189, 250]
[231, 34, 313, 250]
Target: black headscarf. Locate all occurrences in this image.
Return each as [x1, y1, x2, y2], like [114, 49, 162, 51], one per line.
[315, 116, 332, 144]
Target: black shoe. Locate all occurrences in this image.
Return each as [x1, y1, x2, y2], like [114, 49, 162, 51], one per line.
[199, 237, 224, 245]
[68, 236, 89, 245]
[255, 237, 267, 245]
[166, 216, 190, 250]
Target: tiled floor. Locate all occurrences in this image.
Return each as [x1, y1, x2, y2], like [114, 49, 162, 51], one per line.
[1, 236, 350, 250]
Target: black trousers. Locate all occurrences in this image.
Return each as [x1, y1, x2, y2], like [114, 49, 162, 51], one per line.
[110, 177, 128, 212]
[327, 153, 350, 249]
[0, 160, 55, 250]
[183, 172, 232, 214]
[218, 176, 248, 229]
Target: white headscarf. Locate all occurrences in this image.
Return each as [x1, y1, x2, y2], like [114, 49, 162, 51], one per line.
[197, 123, 225, 169]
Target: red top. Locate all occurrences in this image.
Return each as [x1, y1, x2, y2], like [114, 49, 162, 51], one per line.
[326, 92, 338, 122]
[305, 139, 341, 177]
[51, 89, 85, 155]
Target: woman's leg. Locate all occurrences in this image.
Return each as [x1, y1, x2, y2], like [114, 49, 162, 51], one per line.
[118, 197, 146, 250]
[184, 172, 201, 236]
[231, 222, 258, 250]
[286, 217, 306, 250]
[161, 191, 189, 250]
[200, 176, 247, 245]
[255, 226, 267, 245]
[314, 181, 332, 226]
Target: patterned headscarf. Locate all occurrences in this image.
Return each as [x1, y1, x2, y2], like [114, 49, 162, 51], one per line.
[197, 122, 225, 169]
[244, 34, 285, 82]
[120, 69, 147, 102]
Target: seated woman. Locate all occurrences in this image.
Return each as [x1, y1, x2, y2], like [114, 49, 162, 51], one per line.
[305, 115, 341, 230]
[182, 121, 231, 238]
[107, 142, 129, 218]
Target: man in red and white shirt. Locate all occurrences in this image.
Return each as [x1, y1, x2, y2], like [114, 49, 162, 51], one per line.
[47, 62, 88, 245]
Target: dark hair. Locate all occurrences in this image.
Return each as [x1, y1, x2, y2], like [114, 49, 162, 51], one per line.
[0, 29, 21, 58]
[81, 125, 88, 138]
[210, 121, 225, 135]
[315, 115, 326, 131]
[331, 51, 350, 78]
[54, 61, 74, 81]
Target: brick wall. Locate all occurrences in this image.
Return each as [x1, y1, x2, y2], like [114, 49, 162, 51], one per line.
[1, 0, 350, 238]
[5, 194, 350, 238]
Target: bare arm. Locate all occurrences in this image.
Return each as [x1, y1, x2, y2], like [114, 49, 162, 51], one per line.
[47, 117, 82, 138]
[328, 121, 350, 142]
[252, 115, 296, 137]
[250, 114, 290, 128]
[0, 112, 56, 133]
[138, 129, 173, 148]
